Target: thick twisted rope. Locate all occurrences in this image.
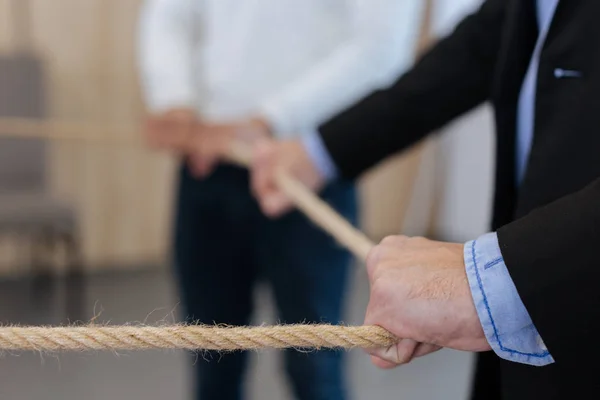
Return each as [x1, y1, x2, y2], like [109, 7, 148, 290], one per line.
[0, 118, 390, 352]
[0, 325, 396, 352]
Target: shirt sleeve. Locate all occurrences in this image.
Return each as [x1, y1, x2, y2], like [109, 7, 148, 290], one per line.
[137, 0, 200, 112]
[464, 232, 555, 366]
[258, 0, 425, 138]
[301, 131, 339, 181]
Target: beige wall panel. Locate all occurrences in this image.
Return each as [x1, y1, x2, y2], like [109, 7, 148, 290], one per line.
[0, 0, 177, 268]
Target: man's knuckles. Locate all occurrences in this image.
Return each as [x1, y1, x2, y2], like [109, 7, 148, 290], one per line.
[380, 235, 409, 248]
[366, 245, 415, 279]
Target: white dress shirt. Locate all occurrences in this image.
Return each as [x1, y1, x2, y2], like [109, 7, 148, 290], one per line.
[138, 0, 424, 138]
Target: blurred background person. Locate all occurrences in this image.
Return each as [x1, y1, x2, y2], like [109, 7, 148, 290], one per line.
[137, 1, 424, 399]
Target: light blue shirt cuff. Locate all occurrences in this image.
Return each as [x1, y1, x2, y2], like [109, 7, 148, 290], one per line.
[301, 131, 338, 182]
[464, 232, 554, 366]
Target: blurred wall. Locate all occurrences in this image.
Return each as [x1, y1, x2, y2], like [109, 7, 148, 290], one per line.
[0, 0, 175, 269]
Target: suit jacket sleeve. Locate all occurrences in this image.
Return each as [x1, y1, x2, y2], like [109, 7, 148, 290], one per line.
[497, 177, 600, 365]
[318, 0, 507, 179]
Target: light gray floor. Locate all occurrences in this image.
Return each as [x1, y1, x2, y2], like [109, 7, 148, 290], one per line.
[0, 267, 474, 400]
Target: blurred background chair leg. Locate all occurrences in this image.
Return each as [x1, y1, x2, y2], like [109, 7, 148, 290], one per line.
[63, 231, 86, 322]
[30, 228, 57, 308]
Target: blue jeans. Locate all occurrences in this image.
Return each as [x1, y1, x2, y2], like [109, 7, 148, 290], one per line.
[174, 165, 357, 400]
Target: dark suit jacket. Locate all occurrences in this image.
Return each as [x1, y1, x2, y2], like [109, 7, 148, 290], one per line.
[317, 0, 600, 398]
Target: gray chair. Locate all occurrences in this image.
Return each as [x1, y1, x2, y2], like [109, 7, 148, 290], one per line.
[0, 54, 84, 320]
